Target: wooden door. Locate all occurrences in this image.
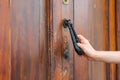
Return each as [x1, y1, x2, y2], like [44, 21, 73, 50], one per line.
[0, 0, 118, 80]
[0, 0, 48, 80]
[48, 0, 116, 80]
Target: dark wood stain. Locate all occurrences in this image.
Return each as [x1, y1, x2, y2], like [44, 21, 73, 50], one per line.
[0, 0, 119, 80]
[116, 0, 120, 80]
[11, 0, 47, 80]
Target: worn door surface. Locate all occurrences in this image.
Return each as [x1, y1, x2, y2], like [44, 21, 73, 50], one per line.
[117, 0, 120, 80]
[0, 0, 48, 80]
[0, 0, 118, 80]
[48, 0, 116, 80]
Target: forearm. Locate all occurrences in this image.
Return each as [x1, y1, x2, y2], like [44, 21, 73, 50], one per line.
[93, 51, 120, 63]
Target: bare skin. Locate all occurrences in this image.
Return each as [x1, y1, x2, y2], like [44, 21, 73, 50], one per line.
[77, 35, 120, 64]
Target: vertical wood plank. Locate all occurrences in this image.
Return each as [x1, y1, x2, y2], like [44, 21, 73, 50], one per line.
[47, 0, 53, 79]
[11, 0, 47, 80]
[48, 0, 63, 80]
[62, 0, 74, 80]
[39, 0, 48, 80]
[109, 0, 117, 80]
[116, 0, 120, 80]
[74, 0, 108, 80]
[48, 0, 74, 79]
[74, 1, 88, 80]
[0, 0, 11, 80]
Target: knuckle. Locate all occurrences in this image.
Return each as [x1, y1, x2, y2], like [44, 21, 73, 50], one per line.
[85, 39, 89, 43]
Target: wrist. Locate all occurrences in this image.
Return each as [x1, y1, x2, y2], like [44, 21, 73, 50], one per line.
[91, 51, 101, 61]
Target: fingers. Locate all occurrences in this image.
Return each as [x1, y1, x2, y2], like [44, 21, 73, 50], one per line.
[77, 43, 83, 48]
[77, 34, 89, 43]
[78, 34, 85, 40]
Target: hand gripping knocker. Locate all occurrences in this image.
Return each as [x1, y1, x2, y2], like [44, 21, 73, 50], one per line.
[63, 19, 84, 55]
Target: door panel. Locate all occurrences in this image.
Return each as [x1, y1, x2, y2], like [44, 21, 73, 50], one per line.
[11, 0, 47, 80]
[50, 0, 63, 80]
[74, 0, 108, 80]
[62, 0, 74, 80]
[116, 0, 120, 79]
[48, 0, 74, 80]
[47, 0, 74, 80]
[0, 0, 11, 80]
[49, 0, 109, 80]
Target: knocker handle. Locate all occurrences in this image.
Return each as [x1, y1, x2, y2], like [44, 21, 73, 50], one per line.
[63, 19, 84, 55]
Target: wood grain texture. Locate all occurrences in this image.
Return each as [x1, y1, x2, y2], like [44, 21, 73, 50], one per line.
[62, 0, 74, 80]
[48, 0, 74, 79]
[74, 1, 88, 80]
[47, 0, 53, 79]
[11, 0, 47, 80]
[48, 0, 63, 80]
[0, 0, 118, 80]
[39, 0, 48, 80]
[116, 0, 120, 80]
[0, 0, 11, 80]
[74, 0, 108, 80]
[109, 0, 117, 80]
[117, 33, 120, 80]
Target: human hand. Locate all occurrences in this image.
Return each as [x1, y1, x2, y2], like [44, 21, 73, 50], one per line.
[77, 35, 97, 61]
[77, 35, 120, 63]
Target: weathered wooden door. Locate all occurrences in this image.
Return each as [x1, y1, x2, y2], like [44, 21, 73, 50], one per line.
[0, 0, 118, 80]
[0, 0, 47, 80]
[48, 0, 116, 80]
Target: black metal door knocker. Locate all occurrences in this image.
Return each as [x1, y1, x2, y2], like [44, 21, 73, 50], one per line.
[63, 19, 84, 55]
